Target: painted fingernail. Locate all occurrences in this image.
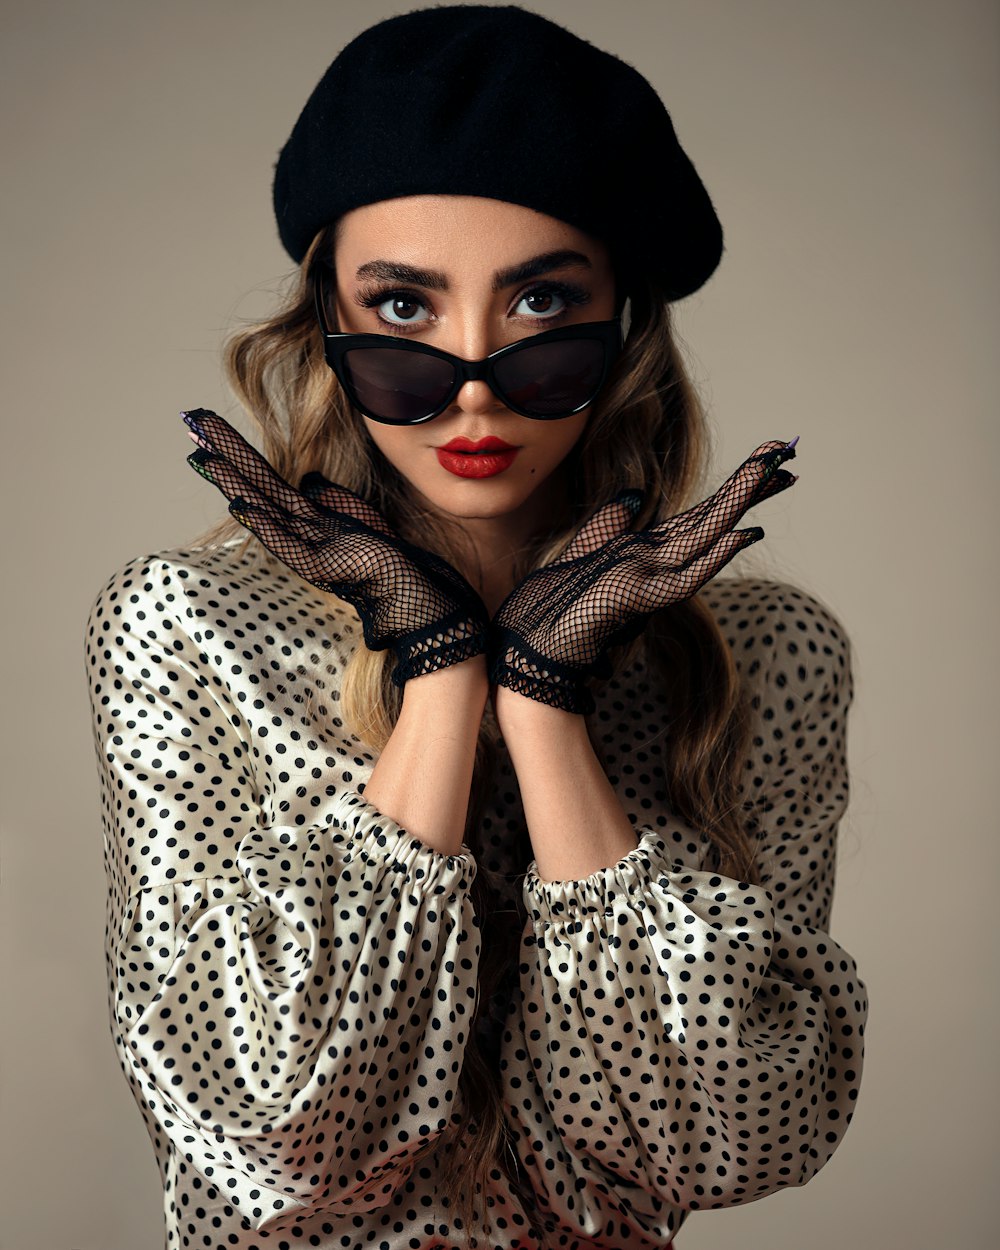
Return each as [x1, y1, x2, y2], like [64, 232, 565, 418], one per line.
[186, 451, 214, 480]
[760, 450, 783, 480]
[778, 436, 798, 463]
[764, 439, 798, 473]
[181, 410, 208, 440]
[617, 488, 644, 512]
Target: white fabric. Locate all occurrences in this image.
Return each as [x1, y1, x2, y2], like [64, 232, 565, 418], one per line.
[85, 542, 866, 1248]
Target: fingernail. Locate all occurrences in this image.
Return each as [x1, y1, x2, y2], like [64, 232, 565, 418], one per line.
[181, 411, 205, 440]
[779, 436, 798, 463]
[186, 450, 213, 479]
[760, 450, 783, 480]
[764, 438, 798, 473]
[618, 488, 644, 512]
[768, 468, 798, 489]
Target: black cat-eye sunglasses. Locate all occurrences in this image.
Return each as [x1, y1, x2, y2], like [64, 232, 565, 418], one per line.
[313, 270, 622, 425]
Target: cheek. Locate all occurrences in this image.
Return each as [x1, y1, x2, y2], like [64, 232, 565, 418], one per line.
[362, 423, 418, 475]
[531, 415, 590, 470]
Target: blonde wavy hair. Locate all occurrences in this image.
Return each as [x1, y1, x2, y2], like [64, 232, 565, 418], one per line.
[212, 222, 758, 1247]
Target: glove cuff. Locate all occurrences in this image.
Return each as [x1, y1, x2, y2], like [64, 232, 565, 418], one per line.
[390, 610, 490, 686]
[488, 629, 602, 715]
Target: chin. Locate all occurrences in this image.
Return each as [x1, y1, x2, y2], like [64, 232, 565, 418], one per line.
[422, 479, 542, 521]
[384, 448, 574, 534]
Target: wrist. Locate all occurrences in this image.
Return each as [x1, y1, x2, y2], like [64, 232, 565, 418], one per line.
[489, 629, 597, 715]
[402, 652, 489, 705]
[393, 611, 490, 687]
[493, 682, 588, 736]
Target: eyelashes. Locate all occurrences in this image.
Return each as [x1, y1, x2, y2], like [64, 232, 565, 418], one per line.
[516, 282, 592, 317]
[353, 280, 592, 332]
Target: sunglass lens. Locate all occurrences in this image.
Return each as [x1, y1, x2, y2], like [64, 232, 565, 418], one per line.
[493, 338, 606, 417]
[343, 347, 454, 423]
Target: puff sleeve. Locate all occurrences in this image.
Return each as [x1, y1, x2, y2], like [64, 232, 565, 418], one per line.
[85, 553, 482, 1231]
[500, 584, 866, 1248]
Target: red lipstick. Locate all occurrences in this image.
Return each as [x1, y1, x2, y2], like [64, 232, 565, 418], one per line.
[435, 436, 520, 478]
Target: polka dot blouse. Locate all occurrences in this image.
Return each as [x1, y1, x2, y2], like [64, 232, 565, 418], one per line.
[84, 541, 866, 1249]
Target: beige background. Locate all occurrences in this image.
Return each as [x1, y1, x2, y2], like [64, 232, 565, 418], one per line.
[1, 1, 996, 1247]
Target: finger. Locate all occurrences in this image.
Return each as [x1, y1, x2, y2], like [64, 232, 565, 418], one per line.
[667, 439, 796, 555]
[632, 526, 763, 613]
[746, 439, 789, 463]
[194, 448, 405, 558]
[225, 494, 364, 567]
[187, 446, 251, 504]
[189, 451, 346, 550]
[721, 438, 798, 501]
[187, 446, 287, 515]
[226, 497, 337, 586]
[644, 441, 783, 546]
[182, 410, 313, 516]
[752, 467, 798, 505]
[722, 439, 797, 507]
[557, 489, 644, 563]
[676, 525, 764, 587]
[228, 496, 416, 600]
[299, 471, 398, 537]
[180, 408, 219, 448]
[182, 408, 245, 458]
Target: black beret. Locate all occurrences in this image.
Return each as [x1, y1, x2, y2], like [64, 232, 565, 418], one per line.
[273, 4, 723, 301]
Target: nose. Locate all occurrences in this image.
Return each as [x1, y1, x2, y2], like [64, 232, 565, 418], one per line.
[450, 376, 507, 418]
[444, 324, 509, 418]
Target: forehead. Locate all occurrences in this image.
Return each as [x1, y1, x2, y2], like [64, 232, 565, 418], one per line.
[333, 195, 609, 279]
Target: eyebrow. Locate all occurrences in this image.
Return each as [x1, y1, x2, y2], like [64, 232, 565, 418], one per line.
[354, 249, 593, 292]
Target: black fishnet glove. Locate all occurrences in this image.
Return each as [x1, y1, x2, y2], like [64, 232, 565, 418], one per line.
[181, 409, 489, 685]
[489, 439, 799, 713]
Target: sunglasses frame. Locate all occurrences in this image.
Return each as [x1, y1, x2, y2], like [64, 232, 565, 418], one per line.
[313, 268, 623, 425]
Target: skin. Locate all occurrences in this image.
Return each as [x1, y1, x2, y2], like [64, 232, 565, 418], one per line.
[332, 195, 618, 614]
[354, 196, 639, 880]
[190, 196, 788, 878]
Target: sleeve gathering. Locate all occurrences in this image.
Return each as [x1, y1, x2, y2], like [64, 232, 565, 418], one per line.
[86, 555, 865, 1246]
[86, 553, 481, 1231]
[498, 582, 866, 1248]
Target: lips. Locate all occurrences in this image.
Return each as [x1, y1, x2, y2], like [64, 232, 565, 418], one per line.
[434, 436, 520, 478]
[438, 436, 518, 453]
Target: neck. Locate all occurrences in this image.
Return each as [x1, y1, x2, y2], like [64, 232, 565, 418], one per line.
[401, 475, 570, 617]
[461, 513, 542, 617]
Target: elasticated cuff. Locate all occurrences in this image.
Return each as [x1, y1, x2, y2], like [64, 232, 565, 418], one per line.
[522, 826, 666, 923]
[331, 789, 478, 898]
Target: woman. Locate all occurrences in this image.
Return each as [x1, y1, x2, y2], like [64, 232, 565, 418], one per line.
[85, 6, 866, 1248]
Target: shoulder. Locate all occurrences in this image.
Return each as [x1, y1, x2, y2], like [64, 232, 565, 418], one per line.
[85, 541, 361, 663]
[700, 577, 853, 707]
[88, 541, 357, 626]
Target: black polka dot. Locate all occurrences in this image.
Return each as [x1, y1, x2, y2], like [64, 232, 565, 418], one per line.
[85, 545, 866, 1246]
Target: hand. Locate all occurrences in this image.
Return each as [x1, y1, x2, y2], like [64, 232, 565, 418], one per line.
[181, 409, 489, 685]
[489, 439, 799, 713]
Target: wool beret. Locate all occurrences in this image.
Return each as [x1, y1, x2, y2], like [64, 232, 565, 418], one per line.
[273, 4, 723, 301]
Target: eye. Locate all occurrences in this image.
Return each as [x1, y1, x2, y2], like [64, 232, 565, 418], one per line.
[375, 292, 430, 326]
[512, 282, 591, 321]
[513, 287, 566, 318]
